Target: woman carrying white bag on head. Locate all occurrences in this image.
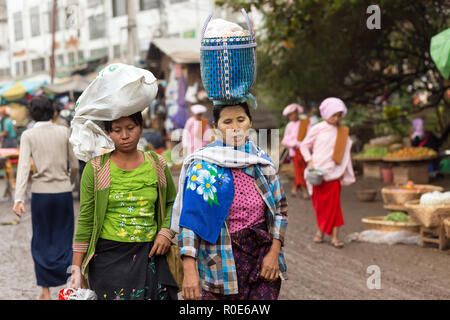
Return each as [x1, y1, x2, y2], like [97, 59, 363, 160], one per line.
[69, 64, 179, 300]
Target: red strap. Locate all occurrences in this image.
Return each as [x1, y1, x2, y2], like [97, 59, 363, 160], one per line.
[418, 132, 430, 147]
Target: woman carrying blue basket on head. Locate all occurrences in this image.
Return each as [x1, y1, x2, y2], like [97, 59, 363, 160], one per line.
[170, 9, 288, 300]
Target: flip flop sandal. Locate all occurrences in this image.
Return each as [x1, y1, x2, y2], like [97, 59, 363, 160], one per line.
[313, 235, 324, 243]
[331, 240, 344, 248]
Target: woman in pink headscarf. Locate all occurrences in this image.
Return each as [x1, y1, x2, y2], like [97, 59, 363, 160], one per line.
[300, 97, 355, 248]
[281, 103, 310, 199]
[182, 104, 211, 156]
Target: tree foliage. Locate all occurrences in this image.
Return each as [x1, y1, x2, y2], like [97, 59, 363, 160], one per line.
[216, 0, 450, 128]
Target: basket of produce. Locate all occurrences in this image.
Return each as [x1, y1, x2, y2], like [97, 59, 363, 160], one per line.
[362, 212, 420, 233]
[354, 146, 388, 161]
[357, 189, 377, 202]
[404, 192, 450, 228]
[383, 147, 438, 162]
[444, 217, 450, 238]
[381, 182, 443, 210]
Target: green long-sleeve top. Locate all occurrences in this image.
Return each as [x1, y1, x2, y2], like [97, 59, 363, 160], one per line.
[73, 151, 177, 275]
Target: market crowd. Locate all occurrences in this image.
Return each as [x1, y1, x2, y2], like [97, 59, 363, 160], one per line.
[8, 10, 442, 302]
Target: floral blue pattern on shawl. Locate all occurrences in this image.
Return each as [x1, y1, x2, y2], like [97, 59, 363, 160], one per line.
[178, 139, 275, 244]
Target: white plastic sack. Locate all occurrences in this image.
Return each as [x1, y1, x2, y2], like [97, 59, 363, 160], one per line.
[69, 288, 97, 300]
[70, 63, 158, 162]
[346, 230, 420, 246]
[204, 18, 249, 38]
[420, 191, 450, 205]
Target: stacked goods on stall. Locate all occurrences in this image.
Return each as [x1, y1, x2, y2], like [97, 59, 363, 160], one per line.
[381, 182, 443, 211]
[383, 147, 438, 184]
[354, 146, 389, 180]
[383, 147, 438, 161]
[405, 191, 450, 228]
[353, 135, 402, 181]
[354, 146, 389, 160]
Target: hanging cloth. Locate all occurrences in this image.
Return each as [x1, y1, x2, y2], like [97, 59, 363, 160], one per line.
[331, 125, 349, 165]
[297, 118, 310, 142]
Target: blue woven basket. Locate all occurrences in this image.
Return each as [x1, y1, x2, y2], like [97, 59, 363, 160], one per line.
[200, 9, 257, 105]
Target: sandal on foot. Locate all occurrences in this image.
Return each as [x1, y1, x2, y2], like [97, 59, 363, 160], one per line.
[331, 240, 344, 248]
[313, 235, 324, 243]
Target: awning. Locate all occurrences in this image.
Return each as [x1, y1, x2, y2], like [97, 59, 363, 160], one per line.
[151, 38, 200, 64]
[0, 79, 47, 102]
[43, 76, 90, 94]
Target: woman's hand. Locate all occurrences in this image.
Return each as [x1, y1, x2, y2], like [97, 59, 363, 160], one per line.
[182, 257, 202, 300]
[69, 265, 87, 289]
[13, 201, 26, 218]
[260, 239, 281, 282]
[307, 160, 314, 169]
[149, 233, 171, 257]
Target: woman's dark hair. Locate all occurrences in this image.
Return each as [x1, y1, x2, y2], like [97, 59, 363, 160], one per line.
[29, 94, 55, 121]
[104, 112, 144, 133]
[212, 102, 252, 125]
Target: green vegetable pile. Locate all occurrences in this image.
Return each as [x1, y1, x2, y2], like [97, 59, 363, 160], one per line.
[357, 146, 389, 158]
[384, 211, 409, 223]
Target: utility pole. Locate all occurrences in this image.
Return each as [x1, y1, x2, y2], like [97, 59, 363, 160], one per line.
[126, 0, 138, 65]
[158, 0, 167, 37]
[50, 0, 57, 84]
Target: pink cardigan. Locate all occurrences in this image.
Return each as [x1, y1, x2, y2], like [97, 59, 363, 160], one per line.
[300, 121, 355, 186]
[281, 120, 301, 157]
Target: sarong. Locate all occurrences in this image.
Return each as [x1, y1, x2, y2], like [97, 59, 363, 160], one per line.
[30, 192, 74, 287]
[88, 238, 178, 300]
[311, 179, 344, 235]
[202, 224, 281, 300]
[293, 149, 307, 188]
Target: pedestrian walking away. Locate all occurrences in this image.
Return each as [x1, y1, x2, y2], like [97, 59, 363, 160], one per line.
[13, 95, 79, 300]
[300, 97, 355, 248]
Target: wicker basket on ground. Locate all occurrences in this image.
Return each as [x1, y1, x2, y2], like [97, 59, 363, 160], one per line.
[444, 217, 450, 238]
[357, 189, 377, 202]
[381, 185, 444, 210]
[361, 216, 420, 233]
[279, 163, 294, 179]
[404, 200, 450, 228]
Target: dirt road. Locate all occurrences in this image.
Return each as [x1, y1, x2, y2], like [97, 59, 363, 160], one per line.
[0, 174, 449, 300]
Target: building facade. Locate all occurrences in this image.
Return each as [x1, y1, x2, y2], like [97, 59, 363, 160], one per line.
[2, 0, 222, 79]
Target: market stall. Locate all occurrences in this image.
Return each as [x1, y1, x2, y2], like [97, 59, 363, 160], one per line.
[383, 147, 438, 184]
[353, 135, 399, 181]
[405, 190, 450, 250]
[0, 78, 47, 104]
